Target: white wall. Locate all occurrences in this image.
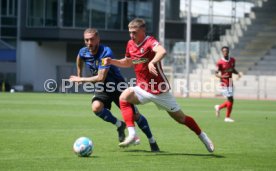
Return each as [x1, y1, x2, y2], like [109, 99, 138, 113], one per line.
[17, 41, 73, 91]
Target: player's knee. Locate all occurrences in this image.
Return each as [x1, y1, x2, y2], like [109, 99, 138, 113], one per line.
[134, 112, 140, 120]
[92, 101, 104, 113]
[119, 94, 126, 101]
[92, 106, 103, 113]
[119, 91, 128, 101]
[119, 88, 132, 101]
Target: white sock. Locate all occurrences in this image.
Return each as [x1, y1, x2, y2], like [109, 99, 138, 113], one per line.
[115, 120, 122, 128]
[199, 131, 204, 138]
[148, 137, 156, 144]
[127, 126, 136, 137]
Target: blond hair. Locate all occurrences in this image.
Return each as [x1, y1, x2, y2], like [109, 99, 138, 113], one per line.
[128, 18, 146, 29]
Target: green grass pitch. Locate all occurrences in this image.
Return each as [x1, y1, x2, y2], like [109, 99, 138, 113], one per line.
[0, 93, 276, 171]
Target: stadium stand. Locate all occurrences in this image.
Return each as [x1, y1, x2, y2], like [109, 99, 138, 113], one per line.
[185, 0, 276, 99]
[248, 47, 276, 75]
[233, 8, 276, 74]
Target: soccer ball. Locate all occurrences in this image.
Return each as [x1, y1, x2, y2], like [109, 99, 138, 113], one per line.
[73, 137, 94, 157]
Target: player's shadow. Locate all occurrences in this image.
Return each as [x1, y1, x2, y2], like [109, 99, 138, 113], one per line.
[124, 150, 225, 158]
[80, 155, 100, 159]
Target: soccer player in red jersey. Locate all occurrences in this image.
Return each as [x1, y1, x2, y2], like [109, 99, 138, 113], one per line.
[104, 18, 214, 152]
[214, 46, 241, 122]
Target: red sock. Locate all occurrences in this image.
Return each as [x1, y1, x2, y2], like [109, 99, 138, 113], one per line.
[119, 100, 135, 127]
[183, 116, 202, 135]
[226, 101, 233, 118]
[219, 101, 228, 110]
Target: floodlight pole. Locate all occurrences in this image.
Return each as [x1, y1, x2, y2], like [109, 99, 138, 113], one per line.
[159, 0, 165, 47]
[185, 0, 192, 97]
[16, 0, 21, 84]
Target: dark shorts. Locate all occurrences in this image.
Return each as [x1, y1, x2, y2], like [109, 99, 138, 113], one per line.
[92, 90, 123, 110]
[92, 90, 138, 113]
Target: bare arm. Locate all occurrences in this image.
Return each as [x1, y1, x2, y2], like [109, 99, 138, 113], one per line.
[215, 70, 231, 79]
[76, 55, 83, 77]
[215, 70, 222, 79]
[104, 57, 133, 68]
[70, 68, 109, 83]
[151, 45, 167, 63]
[215, 68, 240, 79]
[215, 66, 231, 79]
[148, 45, 167, 76]
[233, 68, 242, 78]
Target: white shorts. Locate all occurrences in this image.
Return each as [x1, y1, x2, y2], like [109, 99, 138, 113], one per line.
[220, 86, 234, 97]
[130, 86, 180, 112]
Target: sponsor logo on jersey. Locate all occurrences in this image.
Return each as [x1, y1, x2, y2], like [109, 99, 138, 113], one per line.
[132, 58, 149, 64]
[225, 68, 234, 72]
[140, 48, 144, 54]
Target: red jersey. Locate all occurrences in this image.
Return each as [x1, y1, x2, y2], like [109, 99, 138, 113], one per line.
[125, 36, 170, 94]
[216, 57, 236, 87]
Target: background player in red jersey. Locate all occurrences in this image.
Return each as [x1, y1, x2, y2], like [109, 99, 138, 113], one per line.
[214, 46, 241, 122]
[104, 18, 214, 152]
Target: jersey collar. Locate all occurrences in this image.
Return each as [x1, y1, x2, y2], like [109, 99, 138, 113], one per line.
[221, 56, 231, 62]
[88, 45, 102, 59]
[135, 36, 150, 47]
